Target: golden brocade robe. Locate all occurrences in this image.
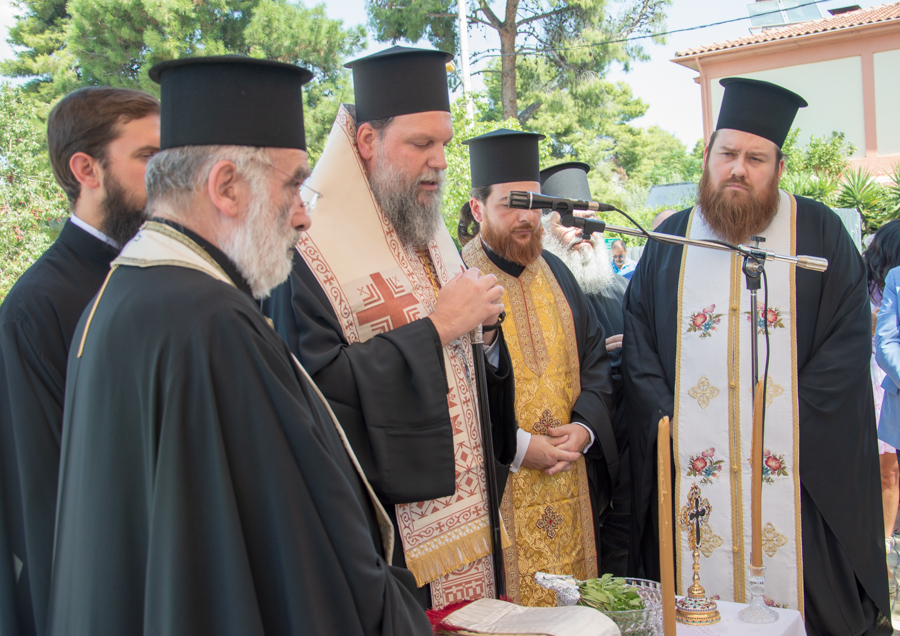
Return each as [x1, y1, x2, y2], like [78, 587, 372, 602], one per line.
[464, 240, 597, 606]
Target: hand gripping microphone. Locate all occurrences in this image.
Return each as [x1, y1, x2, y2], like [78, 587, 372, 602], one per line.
[506, 191, 618, 213]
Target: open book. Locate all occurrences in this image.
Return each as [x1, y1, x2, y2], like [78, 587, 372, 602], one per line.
[434, 599, 621, 636]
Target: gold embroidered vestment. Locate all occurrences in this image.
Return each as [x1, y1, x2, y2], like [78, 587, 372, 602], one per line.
[463, 240, 597, 606]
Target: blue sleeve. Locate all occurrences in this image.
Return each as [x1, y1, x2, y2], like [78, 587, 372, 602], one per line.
[875, 267, 900, 390]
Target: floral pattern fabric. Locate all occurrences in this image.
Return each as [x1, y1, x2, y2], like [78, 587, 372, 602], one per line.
[686, 304, 723, 338]
[686, 448, 724, 485]
[745, 302, 785, 335]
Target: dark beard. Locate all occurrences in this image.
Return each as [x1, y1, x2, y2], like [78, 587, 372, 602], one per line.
[100, 172, 147, 246]
[369, 155, 444, 249]
[698, 168, 780, 245]
[481, 215, 544, 266]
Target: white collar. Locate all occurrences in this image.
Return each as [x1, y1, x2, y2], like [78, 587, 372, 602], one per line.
[69, 214, 121, 249]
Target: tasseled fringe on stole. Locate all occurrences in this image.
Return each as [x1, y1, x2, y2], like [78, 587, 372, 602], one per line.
[406, 532, 494, 588]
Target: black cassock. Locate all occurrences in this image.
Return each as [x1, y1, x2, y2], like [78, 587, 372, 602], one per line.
[48, 224, 430, 636]
[0, 220, 117, 636]
[584, 273, 630, 577]
[263, 250, 518, 588]
[623, 197, 890, 635]
[469, 247, 619, 561]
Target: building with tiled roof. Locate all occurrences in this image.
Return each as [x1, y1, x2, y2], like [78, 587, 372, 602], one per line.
[672, 3, 900, 174]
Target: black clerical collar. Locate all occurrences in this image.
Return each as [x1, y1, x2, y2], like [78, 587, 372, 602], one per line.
[60, 218, 119, 266]
[151, 218, 254, 299]
[480, 238, 529, 277]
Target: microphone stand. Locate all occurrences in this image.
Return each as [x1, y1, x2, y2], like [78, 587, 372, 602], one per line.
[471, 324, 506, 598]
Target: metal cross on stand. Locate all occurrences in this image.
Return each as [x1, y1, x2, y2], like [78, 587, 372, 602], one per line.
[675, 483, 721, 625]
[680, 484, 712, 552]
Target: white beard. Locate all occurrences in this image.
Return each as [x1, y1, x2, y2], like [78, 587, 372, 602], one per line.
[219, 180, 299, 300]
[542, 232, 617, 296]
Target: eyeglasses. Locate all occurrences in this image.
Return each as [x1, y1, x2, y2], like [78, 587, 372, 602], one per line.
[253, 158, 323, 212]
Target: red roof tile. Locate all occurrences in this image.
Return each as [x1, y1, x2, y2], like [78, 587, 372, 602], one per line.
[675, 2, 900, 57]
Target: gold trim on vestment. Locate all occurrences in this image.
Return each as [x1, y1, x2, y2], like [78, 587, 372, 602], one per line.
[500, 480, 521, 603]
[787, 194, 804, 615]
[674, 208, 696, 595]
[77, 265, 117, 358]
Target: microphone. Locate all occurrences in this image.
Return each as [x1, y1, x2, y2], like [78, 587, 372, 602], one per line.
[560, 214, 607, 237]
[507, 191, 618, 213]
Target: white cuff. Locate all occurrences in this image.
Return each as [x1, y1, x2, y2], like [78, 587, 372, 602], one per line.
[510, 428, 531, 473]
[484, 335, 501, 368]
[572, 422, 595, 453]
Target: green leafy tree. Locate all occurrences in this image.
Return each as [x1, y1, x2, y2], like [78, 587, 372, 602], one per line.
[0, 83, 68, 301]
[367, 0, 670, 120]
[781, 129, 855, 178]
[2, 0, 365, 160]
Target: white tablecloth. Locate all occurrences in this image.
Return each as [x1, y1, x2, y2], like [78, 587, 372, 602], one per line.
[675, 599, 806, 636]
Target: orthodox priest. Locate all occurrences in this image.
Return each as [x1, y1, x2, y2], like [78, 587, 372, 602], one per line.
[624, 78, 890, 634]
[48, 56, 430, 636]
[0, 86, 159, 636]
[263, 47, 515, 609]
[539, 161, 630, 577]
[458, 130, 616, 606]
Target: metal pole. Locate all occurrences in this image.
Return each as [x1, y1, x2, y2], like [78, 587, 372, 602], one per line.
[458, 0, 475, 123]
[471, 325, 506, 597]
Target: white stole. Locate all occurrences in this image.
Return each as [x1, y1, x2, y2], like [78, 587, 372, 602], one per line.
[673, 191, 803, 612]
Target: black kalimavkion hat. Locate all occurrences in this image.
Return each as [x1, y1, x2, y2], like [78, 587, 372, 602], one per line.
[464, 129, 545, 188]
[540, 161, 592, 200]
[715, 77, 808, 148]
[149, 55, 313, 151]
[345, 46, 453, 123]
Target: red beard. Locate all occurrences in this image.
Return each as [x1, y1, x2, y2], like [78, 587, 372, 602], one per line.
[698, 168, 781, 245]
[480, 216, 544, 266]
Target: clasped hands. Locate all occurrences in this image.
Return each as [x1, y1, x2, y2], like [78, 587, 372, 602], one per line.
[522, 424, 591, 475]
[429, 267, 505, 346]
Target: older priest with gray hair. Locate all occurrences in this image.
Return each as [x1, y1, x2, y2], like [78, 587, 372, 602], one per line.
[47, 56, 431, 636]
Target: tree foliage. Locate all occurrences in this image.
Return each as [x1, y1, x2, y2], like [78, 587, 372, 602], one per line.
[2, 0, 365, 160]
[366, 0, 670, 120]
[0, 83, 68, 300]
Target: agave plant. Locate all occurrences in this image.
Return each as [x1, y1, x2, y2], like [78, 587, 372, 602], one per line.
[883, 163, 900, 220]
[780, 170, 841, 206]
[809, 172, 841, 205]
[780, 170, 812, 197]
[837, 168, 885, 234]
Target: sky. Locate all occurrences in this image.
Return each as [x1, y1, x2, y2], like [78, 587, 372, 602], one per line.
[0, 0, 886, 146]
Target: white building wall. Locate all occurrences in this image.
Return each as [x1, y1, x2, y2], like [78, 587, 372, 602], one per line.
[709, 57, 865, 158]
[874, 49, 900, 157]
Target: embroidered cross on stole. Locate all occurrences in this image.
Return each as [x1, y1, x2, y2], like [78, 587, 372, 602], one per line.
[463, 239, 597, 607]
[673, 192, 803, 612]
[293, 105, 499, 609]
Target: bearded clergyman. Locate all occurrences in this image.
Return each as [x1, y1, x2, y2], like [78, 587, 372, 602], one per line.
[539, 161, 630, 577]
[624, 77, 890, 634]
[48, 56, 431, 636]
[457, 129, 616, 606]
[263, 47, 516, 609]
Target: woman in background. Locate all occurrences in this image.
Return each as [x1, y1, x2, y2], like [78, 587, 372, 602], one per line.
[867, 220, 900, 555]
